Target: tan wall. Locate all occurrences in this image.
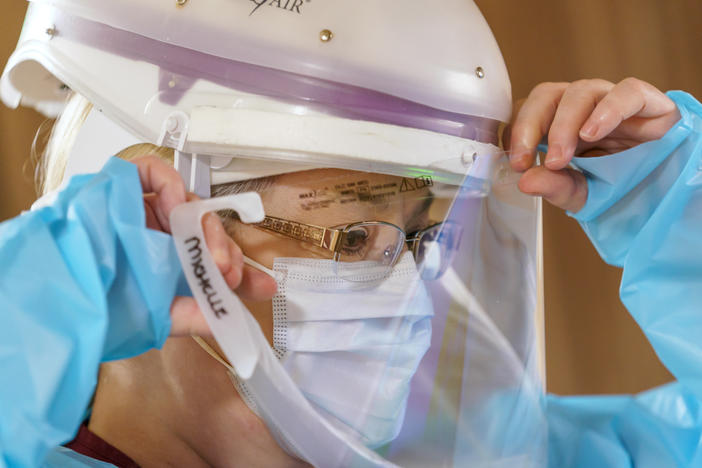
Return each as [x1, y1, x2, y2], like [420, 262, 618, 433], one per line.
[0, 1, 44, 220]
[475, 0, 702, 395]
[2, 1, 700, 395]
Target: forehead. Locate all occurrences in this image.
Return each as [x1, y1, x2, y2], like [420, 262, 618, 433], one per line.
[260, 168, 435, 225]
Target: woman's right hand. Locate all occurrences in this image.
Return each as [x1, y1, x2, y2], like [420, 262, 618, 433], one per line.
[132, 155, 277, 337]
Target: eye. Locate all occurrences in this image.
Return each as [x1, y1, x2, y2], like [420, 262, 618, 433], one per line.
[340, 226, 369, 255]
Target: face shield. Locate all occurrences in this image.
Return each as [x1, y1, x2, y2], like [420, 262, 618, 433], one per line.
[169, 164, 545, 467]
[2, 0, 544, 465]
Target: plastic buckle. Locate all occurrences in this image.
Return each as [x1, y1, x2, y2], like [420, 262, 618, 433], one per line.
[158, 111, 211, 199]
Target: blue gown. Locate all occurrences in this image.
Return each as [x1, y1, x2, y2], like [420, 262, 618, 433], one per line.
[1, 91, 701, 467]
[548, 91, 702, 467]
[0, 158, 185, 468]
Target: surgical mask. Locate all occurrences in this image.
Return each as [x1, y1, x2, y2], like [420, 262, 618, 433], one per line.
[240, 251, 434, 448]
[197, 252, 433, 450]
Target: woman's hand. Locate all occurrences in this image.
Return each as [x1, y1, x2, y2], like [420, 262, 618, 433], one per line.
[132, 155, 277, 337]
[505, 78, 681, 212]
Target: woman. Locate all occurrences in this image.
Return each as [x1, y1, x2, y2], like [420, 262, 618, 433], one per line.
[3, 1, 541, 466]
[2, 1, 702, 467]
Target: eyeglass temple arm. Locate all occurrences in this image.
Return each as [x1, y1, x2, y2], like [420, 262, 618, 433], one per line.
[255, 216, 342, 252]
[404, 222, 444, 258]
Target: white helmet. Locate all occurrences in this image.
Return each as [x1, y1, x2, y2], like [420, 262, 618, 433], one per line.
[1, 0, 511, 196]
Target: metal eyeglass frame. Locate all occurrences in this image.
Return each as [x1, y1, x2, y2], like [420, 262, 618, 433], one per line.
[253, 215, 445, 264]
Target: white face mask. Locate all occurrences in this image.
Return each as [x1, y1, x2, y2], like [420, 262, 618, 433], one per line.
[254, 251, 435, 448]
[197, 252, 433, 449]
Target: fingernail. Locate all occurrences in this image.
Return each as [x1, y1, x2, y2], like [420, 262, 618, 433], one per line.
[509, 147, 530, 168]
[580, 121, 598, 139]
[545, 145, 564, 168]
[213, 248, 229, 267]
[509, 151, 525, 164]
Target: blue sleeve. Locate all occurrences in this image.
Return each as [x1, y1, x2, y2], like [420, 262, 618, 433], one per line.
[0, 157, 186, 468]
[546, 91, 702, 467]
[547, 383, 702, 467]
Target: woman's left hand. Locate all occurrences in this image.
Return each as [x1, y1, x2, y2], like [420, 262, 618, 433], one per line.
[504, 78, 680, 212]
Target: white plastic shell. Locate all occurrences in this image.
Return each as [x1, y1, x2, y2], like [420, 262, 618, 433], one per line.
[1, 0, 511, 185]
[4, 0, 511, 120]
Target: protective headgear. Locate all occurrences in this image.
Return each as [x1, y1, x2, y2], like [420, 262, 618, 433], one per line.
[2, 1, 545, 467]
[1, 0, 509, 196]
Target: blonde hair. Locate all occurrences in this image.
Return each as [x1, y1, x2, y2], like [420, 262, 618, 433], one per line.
[40, 92, 174, 195]
[40, 93, 92, 194]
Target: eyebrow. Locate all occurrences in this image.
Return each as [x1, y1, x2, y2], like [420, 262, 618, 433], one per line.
[407, 191, 435, 228]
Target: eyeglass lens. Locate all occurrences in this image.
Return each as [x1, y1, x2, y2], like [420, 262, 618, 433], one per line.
[332, 221, 463, 282]
[415, 223, 463, 280]
[334, 223, 405, 282]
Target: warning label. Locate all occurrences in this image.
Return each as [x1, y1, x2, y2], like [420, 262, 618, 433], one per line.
[399, 176, 433, 193]
[297, 178, 400, 211]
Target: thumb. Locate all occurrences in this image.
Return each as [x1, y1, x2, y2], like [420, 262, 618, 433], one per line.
[518, 166, 588, 213]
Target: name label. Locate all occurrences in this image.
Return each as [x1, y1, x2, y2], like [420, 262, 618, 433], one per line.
[186, 236, 227, 319]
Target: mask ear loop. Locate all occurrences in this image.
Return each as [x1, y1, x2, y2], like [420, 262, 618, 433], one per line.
[243, 255, 282, 282]
[191, 336, 262, 416]
[192, 336, 233, 370]
[190, 251, 277, 418]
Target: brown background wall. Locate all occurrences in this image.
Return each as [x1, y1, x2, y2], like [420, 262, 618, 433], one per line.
[2, 1, 701, 395]
[0, 1, 45, 221]
[474, 0, 702, 395]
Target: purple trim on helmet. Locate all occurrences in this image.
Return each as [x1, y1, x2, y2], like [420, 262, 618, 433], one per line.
[55, 11, 499, 144]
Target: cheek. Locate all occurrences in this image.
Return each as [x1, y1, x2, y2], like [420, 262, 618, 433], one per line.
[243, 298, 275, 347]
[214, 225, 273, 346]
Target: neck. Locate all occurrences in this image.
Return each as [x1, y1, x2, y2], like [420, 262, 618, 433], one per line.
[89, 337, 306, 467]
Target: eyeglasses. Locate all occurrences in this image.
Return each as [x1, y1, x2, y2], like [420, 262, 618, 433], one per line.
[253, 215, 463, 281]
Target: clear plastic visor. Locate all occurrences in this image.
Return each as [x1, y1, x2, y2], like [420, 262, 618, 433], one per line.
[201, 161, 545, 467]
